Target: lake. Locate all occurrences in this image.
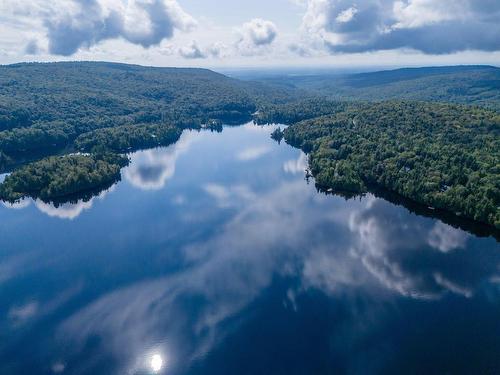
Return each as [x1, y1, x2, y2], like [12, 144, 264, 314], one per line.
[0, 123, 499, 374]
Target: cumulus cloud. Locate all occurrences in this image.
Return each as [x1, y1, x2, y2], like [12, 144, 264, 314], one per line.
[5, 0, 197, 56]
[207, 42, 229, 58]
[236, 18, 278, 54]
[288, 43, 314, 57]
[179, 40, 206, 59]
[242, 18, 278, 46]
[178, 41, 227, 59]
[24, 39, 40, 55]
[300, 0, 500, 54]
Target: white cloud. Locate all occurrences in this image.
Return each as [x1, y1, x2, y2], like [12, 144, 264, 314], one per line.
[179, 40, 206, 59]
[207, 42, 228, 58]
[1, 0, 197, 56]
[0, 0, 499, 68]
[2, 198, 31, 210]
[177, 40, 227, 59]
[236, 18, 278, 55]
[299, 0, 500, 54]
[392, 0, 462, 29]
[346, 199, 494, 300]
[336, 6, 358, 23]
[242, 18, 278, 46]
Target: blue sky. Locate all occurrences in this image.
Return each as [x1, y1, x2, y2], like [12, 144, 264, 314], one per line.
[180, 0, 304, 30]
[0, 0, 499, 68]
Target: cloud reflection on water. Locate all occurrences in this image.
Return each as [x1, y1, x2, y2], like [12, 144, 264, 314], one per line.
[1, 199, 31, 210]
[124, 132, 196, 191]
[54, 174, 499, 373]
[0, 182, 117, 220]
[428, 221, 470, 253]
[347, 199, 494, 299]
[56, 179, 343, 373]
[236, 145, 272, 161]
[2, 124, 498, 374]
[283, 152, 308, 175]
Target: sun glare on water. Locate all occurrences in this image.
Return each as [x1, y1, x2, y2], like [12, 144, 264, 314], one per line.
[151, 354, 163, 373]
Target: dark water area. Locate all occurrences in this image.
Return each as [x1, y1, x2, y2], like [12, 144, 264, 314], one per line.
[0, 123, 499, 375]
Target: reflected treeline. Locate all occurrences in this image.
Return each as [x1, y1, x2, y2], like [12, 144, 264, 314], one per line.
[1, 182, 117, 220]
[38, 178, 118, 209]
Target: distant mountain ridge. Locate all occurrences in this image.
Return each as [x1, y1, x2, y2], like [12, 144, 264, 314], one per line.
[338, 65, 499, 87]
[259, 65, 500, 110]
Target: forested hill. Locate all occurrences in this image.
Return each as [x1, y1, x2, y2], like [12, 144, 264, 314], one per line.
[0, 61, 298, 168]
[0, 62, 499, 231]
[259, 65, 500, 110]
[0, 61, 295, 131]
[282, 101, 500, 230]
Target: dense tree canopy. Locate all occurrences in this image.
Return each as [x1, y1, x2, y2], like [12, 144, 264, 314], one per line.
[74, 123, 182, 153]
[0, 62, 499, 230]
[283, 101, 500, 228]
[0, 153, 128, 202]
[0, 62, 299, 168]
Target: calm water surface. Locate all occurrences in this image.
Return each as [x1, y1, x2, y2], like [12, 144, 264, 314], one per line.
[0, 123, 499, 374]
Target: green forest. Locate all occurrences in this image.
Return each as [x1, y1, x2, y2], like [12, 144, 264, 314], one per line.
[74, 123, 182, 153]
[0, 62, 499, 230]
[0, 153, 129, 202]
[0, 61, 298, 169]
[282, 101, 500, 229]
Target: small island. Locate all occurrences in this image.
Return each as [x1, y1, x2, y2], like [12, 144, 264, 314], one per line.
[0, 153, 129, 203]
[270, 127, 284, 143]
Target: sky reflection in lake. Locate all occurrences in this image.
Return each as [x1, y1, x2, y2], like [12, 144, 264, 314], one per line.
[0, 123, 499, 374]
